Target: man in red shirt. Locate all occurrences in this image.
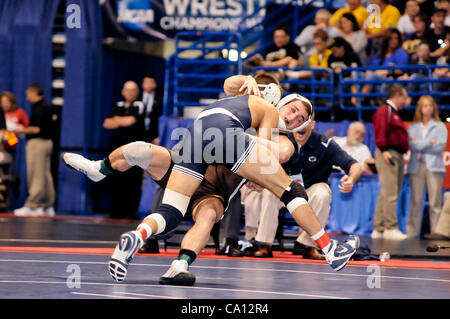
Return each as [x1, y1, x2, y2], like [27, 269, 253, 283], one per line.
[372, 84, 409, 240]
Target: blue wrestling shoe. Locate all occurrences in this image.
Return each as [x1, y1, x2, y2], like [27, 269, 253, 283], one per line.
[323, 235, 360, 272]
[109, 231, 143, 282]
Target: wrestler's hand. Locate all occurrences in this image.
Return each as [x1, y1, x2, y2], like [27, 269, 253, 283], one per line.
[239, 75, 262, 97]
[246, 181, 264, 192]
[338, 175, 354, 193]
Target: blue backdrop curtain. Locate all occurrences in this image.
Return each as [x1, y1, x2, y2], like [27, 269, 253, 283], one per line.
[57, 0, 104, 214]
[0, 0, 61, 209]
[57, 14, 166, 214]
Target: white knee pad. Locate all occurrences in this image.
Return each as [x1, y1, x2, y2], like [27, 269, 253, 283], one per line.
[123, 141, 152, 170]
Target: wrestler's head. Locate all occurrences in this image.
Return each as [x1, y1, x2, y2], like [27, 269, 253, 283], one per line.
[254, 72, 283, 106]
[277, 94, 314, 132]
[292, 111, 316, 146]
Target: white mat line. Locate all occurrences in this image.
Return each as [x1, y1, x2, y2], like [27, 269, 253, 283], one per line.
[0, 280, 347, 299]
[71, 292, 140, 299]
[0, 258, 449, 283]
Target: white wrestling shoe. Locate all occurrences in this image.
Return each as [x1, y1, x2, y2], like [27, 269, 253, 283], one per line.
[13, 206, 44, 217]
[109, 231, 143, 282]
[61, 152, 106, 182]
[159, 259, 196, 286]
[371, 230, 384, 239]
[323, 235, 360, 272]
[383, 228, 407, 240]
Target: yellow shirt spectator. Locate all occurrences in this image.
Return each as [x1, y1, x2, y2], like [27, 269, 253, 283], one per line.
[309, 49, 332, 67]
[330, 5, 368, 30]
[365, 4, 401, 35]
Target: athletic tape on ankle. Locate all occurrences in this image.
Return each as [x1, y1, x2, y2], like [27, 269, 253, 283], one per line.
[146, 213, 166, 235]
[162, 189, 191, 216]
[137, 223, 152, 240]
[123, 141, 152, 170]
[311, 229, 330, 250]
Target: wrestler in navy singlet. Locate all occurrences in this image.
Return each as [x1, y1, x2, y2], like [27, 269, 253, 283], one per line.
[172, 95, 257, 181]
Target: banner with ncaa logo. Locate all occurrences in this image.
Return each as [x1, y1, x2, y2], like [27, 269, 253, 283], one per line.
[105, 0, 267, 40]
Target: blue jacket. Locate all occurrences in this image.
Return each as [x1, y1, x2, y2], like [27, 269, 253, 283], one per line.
[283, 130, 358, 189]
[406, 120, 448, 174]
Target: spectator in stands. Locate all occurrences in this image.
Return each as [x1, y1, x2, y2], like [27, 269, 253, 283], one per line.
[402, 13, 431, 56]
[294, 9, 341, 62]
[328, 37, 362, 74]
[326, 36, 363, 108]
[372, 84, 409, 240]
[360, 28, 409, 104]
[286, 29, 332, 81]
[398, 0, 421, 35]
[13, 84, 55, 217]
[141, 75, 162, 144]
[428, 8, 450, 59]
[365, 0, 401, 39]
[260, 26, 302, 69]
[338, 12, 368, 58]
[424, 194, 450, 240]
[330, 0, 369, 30]
[406, 95, 447, 238]
[398, 42, 433, 98]
[103, 81, 145, 219]
[431, 0, 450, 28]
[333, 122, 376, 173]
[249, 114, 363, 259]
[433, 38, 450, 102]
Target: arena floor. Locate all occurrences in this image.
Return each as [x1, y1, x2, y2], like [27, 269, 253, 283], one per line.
[0, 214, 449, 301]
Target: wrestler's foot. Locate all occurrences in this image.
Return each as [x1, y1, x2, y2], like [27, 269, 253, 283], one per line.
[323, 235, 359, 272]
[109, 231, 143, 282]
[159, 260, 196, 286]
[62, 152, 106, 182]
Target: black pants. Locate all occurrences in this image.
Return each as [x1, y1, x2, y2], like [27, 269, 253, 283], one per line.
[110, 166, 143, 219]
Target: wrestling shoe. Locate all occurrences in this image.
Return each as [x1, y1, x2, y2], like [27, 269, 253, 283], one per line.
[159, 259, 196, 286]
[323, 235, 360, 272]
[61, 152, 106, 182]
[109, 231, 143, 282]
[13, 206, 44, 217]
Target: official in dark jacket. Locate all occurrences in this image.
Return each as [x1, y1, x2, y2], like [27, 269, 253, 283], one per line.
[140, 75, 163, 144]
[103, 81, 146, 219]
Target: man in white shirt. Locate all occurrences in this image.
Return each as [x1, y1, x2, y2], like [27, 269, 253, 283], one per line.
[294, 9, 341, 63]
[333, 122, 375, 173]
[398, 0, 421, 35]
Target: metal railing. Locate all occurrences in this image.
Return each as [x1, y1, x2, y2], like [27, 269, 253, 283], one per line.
[339, 64, 450, 120]
[165, 31, 242, 117]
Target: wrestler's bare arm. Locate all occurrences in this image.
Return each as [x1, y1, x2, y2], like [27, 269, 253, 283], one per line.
[223, 75, 261, 97]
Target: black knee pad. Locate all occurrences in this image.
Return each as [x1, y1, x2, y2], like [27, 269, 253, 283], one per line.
[153, 204, 184, 237]
[280, 181, 309, 213]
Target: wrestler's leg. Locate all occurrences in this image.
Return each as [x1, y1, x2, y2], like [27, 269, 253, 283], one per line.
[181, 197, 224, 254]
[235, 141, 359, 272]
[62, 141, 171, 182]
[159, 197, 224, 286]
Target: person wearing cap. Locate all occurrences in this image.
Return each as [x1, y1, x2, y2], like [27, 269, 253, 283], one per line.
[428, 8, 450, 59]
[327, 37, 362, 108]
